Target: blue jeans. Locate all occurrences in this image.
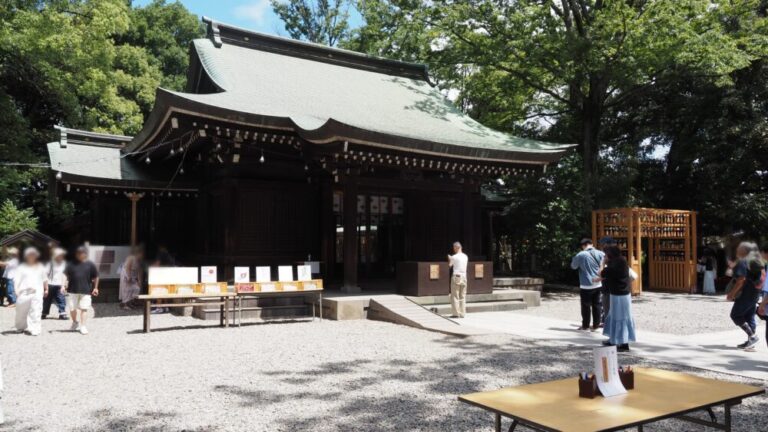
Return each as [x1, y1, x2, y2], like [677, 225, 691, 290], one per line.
[43, 285, 66, 317]
[3, 278, 15, 304]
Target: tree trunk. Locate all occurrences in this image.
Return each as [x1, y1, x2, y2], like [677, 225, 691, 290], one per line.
[581, 77, 606, 213]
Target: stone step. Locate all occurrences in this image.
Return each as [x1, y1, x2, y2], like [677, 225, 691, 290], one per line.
[493, 277, 545, 292]
[195, 304, 313, 320]
[428, 300, 528, 315]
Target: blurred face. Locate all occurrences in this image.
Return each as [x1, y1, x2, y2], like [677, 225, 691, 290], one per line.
[24, 253, 39, 265]
[76, 251, 87, 262]
[54, 254, 65, 263]
[453, 244, 461, 254]
[736, 246, 748, 259]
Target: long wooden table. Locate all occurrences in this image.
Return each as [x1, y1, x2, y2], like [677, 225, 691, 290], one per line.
[458, 368, 764, 432]
[138, 293, 235, 333]
[234, 289, 323, 326]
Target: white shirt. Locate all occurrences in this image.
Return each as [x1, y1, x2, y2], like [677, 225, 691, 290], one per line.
[2, 257, 18, 279]
[46, 261, 67, 286]
[449, 252, 469, 276]
[14, 263, 47, 296]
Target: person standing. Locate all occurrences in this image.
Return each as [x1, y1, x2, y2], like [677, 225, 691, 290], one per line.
[756, 244, 768, 348]
[447, 241, 469, 318]
[119, 246, 144, 310]
[702, 248, 717, 295]
[727, 242, 761, 350]
[64, 246, 99, 335]
[571, 238, 605, 331]
[0, 248, 19, 307]
[13, 248, 48, 336]
[597, 236, 617, 324]
[43, 248, 68, 320]
[595, 246, 636, 352]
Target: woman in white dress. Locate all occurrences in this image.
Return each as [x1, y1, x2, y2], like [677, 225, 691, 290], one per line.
[702, 248, 717, 295]
[14, 247, 48, 336]
[119, 246, 143, 310]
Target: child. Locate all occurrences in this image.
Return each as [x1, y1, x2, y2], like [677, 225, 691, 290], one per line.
[14, 248, 48, 336]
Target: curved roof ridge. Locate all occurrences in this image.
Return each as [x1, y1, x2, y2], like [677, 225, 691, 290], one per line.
[202, 16, 434, 84]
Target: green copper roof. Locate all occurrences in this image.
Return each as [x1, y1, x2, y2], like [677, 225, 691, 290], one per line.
[128, 19, 573, 164]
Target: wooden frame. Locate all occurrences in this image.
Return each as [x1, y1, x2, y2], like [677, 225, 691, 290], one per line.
[592, 208, 698, 294]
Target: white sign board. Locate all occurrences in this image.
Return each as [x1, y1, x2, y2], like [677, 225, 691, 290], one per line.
[278, 265, 294, 282]
[255, 266, 271, 282]
[88, 245, 132, 280]
[593, 346, 626, 397]
[297, 265, 312, 281]
[148, 267, 198, 285]
[200, 266, 217, 283]
[234, 267, 250, 283]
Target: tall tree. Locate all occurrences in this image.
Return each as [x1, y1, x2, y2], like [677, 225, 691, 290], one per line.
[271, 0, 351, 46]
[352, 0, 767, 211]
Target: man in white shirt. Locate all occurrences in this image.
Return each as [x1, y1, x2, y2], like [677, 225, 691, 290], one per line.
[448, 241, 469, 318]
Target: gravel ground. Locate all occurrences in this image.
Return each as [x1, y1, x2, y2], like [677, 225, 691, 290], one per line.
[518, 291, 738, 335]
[1, 304, 766, 432]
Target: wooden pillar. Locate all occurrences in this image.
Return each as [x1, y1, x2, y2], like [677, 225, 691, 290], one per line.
[320, 180, 335, 282]
[342, 175, 360, 293]
[125, 192, 145, 246]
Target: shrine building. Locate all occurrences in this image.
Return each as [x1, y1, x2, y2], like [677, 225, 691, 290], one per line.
[47, 17, 572, 292]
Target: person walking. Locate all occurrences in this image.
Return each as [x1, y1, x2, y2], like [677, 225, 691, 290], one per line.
[571, 238, 605, 331]
[13, 248, 48, 336]
[727, 242, 761, 350]
[702, 248, 717, 295]
[119, 246, 143, 310]
[0, 248, 19, 307]
[64, 246, 99, 335]
[42, 248, 68, 320]
[594, 246, 636, 352]
[597, 236, 617, 325]
[447, 241, 469, 318]
[756, 244, 768, 348]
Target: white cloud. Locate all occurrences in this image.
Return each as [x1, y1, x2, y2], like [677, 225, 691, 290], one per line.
[234, 0, 271, 25]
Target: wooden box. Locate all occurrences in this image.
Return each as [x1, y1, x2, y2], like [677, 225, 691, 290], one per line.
[197, 282, 228, 294]
[148, 285, 172, 296]
[300, 280, 324, 291]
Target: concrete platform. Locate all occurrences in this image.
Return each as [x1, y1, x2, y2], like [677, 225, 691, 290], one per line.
[408, 289, 540, 307]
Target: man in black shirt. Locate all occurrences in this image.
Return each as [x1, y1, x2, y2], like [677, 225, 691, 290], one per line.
[63, 246, 99, 335]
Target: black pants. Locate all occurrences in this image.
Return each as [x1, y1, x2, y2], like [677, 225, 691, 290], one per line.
[580, 289, 602, 329]
[42, 285, 66, 317]
[601, 286, 610, 323]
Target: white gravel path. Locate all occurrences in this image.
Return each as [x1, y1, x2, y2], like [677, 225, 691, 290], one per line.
[519, 291, 738, 335]
[1, 304, 766, 432]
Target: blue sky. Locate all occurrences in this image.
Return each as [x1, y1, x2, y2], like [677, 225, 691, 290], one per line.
[133, 0, 360, 37]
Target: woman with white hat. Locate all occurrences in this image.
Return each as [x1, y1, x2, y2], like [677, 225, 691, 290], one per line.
[43, 248, 68, 320]
[0, 247, 19, 307]
[13, 247, 48, 336]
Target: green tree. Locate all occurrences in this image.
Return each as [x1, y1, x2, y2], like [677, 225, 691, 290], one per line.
[352, 0, 767, 210]
[272, 0, 351, 46]
[0, 199, 38, 238]
[120, 0, 204, 90]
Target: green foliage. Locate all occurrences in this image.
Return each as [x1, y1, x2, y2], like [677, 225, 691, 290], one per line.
[0, 199, 38, 239]
[0, 0, 201, 237]
[271, 0, 351, 46]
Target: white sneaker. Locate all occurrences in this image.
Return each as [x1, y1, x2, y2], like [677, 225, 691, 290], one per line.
[70, 321, 79, 332]
[79, 325, 88, 335]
